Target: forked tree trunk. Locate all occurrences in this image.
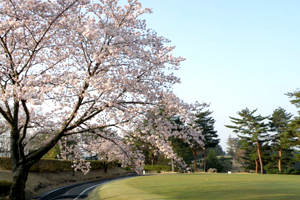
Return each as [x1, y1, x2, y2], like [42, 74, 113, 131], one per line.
[255, 159, 259, 174]
[256, 141, 263, 174]
[278, 149, 282, 173]
[9, 165, 30, 200]
[9, 127, 62, 200]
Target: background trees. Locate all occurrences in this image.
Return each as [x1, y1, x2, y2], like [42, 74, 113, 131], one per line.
[226, 135, 244, 163]
[226, 104, 300, 174]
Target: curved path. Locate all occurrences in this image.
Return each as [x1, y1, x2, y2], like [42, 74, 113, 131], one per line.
[33, 172, 137, 200]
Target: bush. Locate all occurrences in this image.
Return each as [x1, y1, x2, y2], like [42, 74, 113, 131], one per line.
[266, 168, 279, 174]
[0, 157, 10, 170]
[30, 159, 74, 172]
[144, 165, 172, 172]
[283, 168, 300, 175]
[0, 180, 12, 197]
[0, 157, 116, 172]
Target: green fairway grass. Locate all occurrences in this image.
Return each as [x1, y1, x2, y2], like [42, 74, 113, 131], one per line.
[87, 173, 300, 200]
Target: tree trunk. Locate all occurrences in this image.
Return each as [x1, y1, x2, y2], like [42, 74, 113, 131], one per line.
[193, 150, 197, 172]
[9, 165, 30, 200]
[171, 159, 174, 172]
[278, 148, 282, 173]
[203, 148, 207, 172]
[9, 127, 63, 200]
[72, 167, 75, 176]
[256, 141, 263, 174]
[255, 159, 259, 174]
[104, 161, 108, 173]
[151, 155, 155, 165]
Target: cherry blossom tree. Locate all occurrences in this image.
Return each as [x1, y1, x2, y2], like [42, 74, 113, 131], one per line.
[58, 135, 91, 175]
[125, 106, 205, 171]
[84, 131, 145, 174]
[0, 0, 204, 199]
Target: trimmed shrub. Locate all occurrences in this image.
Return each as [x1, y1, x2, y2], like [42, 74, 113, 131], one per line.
[0, 180, 12, 197]
[144, 165, 172, 172]
[0, 157, 117, 172]
[30, 159, 74, 172]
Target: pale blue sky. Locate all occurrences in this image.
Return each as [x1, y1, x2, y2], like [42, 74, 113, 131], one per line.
[141, 0, 300, 150]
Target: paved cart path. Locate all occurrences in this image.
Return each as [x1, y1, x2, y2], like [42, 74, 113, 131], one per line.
[33, 172, 137, 200]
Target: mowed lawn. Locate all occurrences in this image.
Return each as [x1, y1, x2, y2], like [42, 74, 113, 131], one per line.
[87, 173, 300, 200]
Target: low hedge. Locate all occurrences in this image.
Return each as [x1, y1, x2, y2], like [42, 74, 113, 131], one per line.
[0, 180, 12, 197]
[144, 165, 172, 172]
[0, 157, 115, 172]
[0, 157, 10, 170]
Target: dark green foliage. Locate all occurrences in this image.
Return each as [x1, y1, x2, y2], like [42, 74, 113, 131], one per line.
[269, 107, 292, 134]
[286, 89, 300, 146]
[170, 138, 193, 164]
[238, 139, 256, 171]
[194, 110, 219, 171]
[0, 180, 12, 197]
[129, 138, 170, 165]
[226, 108, 269, 142]
[206, 150, 220, 171]
[218, 156, 232, 172]
[287, 90, 300, 110]
[153, 155, 171, 165]
[268, 107, 294, 154]
[0, 157, 110, 172]
[194, 110, 219, 148]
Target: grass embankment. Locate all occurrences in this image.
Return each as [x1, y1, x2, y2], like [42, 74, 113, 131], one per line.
[87, 173, 300, 200]
[0, 167, 127, 199]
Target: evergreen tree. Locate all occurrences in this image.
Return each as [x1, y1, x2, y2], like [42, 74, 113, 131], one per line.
[269, 107, 293, 173]
[206, 150, 221, 171]
[226, 108, 269, 174]
[287, 90, 300, 145]
[170, 115, 201, 171]
[193, 110, 219, 171]
[239, 138, 257, 172]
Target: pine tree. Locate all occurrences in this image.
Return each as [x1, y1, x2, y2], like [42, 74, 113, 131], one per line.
[287, 90, 300, 145]
[226, 108, 269, 174]
[269, 107, 293, 172]
[194, 110, 219, 172]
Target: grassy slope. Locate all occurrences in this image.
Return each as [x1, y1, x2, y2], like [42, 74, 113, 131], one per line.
[0, 167, 127, 198]
[88, 173, 300, 200]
